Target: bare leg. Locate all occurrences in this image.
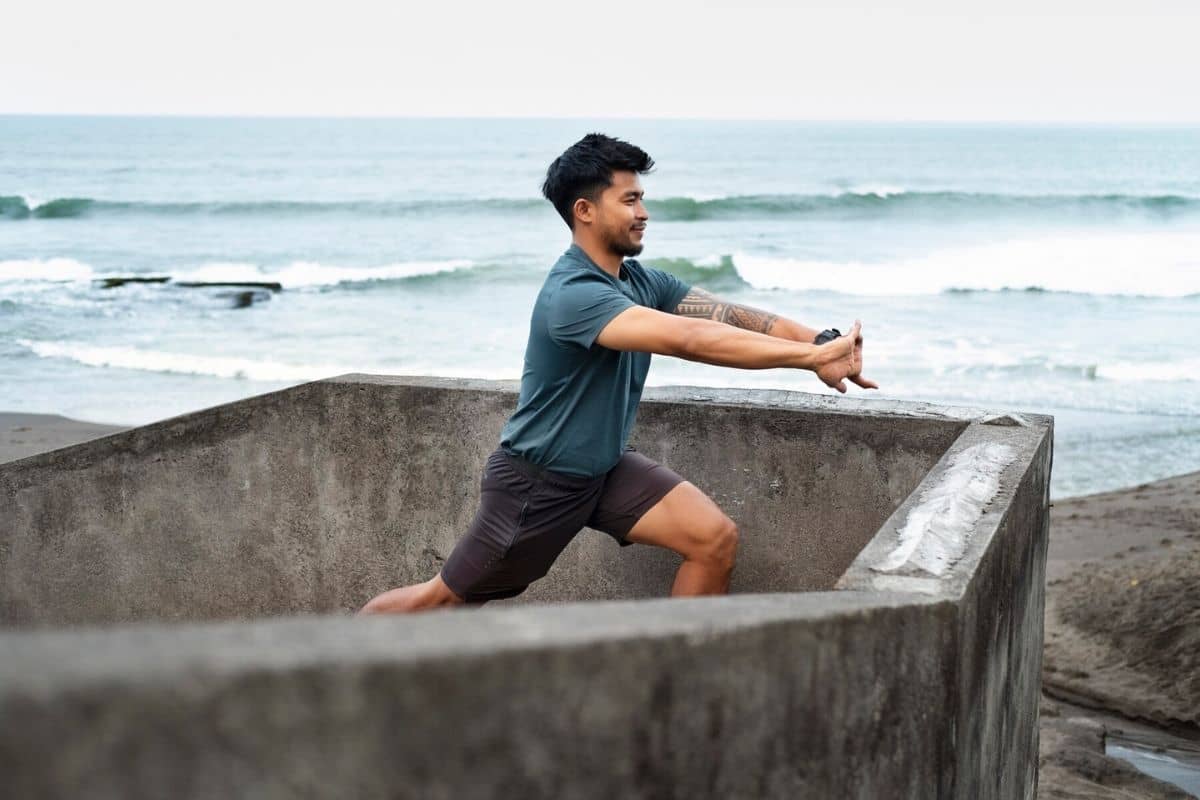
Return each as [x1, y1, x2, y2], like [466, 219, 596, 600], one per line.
[357, 573, 466, 615]
[625, 481, 739, 596]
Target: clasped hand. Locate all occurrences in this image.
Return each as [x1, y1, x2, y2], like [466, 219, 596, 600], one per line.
[815, 319, 879, 394]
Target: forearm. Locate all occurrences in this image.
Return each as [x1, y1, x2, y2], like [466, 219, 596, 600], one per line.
[674, 287, 821, 343]
[679, 318, 824, 370]
[767, 316, 822, 345]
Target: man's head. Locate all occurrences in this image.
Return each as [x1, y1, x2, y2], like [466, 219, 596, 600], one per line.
[542, 133, 654, 257]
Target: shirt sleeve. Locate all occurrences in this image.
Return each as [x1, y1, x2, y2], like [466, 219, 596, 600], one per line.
[546, 273, 637, 349]
[642, 265, 692, 312]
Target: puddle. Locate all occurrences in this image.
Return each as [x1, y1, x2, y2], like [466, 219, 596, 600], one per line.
[1105, 730, 1200, 797]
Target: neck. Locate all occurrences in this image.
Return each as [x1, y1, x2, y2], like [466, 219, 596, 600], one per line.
[572, 236, 623, 278]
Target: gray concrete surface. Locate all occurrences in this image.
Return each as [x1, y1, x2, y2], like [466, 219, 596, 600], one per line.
[1, 594, 958, 799]
[0, 374, 1053, 798]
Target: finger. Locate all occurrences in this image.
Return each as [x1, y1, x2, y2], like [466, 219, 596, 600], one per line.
[833, 379, 847, 393]
[851, 374, 880, 389]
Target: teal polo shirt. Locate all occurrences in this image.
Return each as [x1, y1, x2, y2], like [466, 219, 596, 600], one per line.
[499, 243, 692, 477]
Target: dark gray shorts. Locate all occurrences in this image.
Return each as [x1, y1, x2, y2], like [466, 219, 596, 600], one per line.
[439, 445, 685, 603]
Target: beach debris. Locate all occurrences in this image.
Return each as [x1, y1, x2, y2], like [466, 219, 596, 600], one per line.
[96, 277, 283, 292]
[97, 276, 171, 288]
[174, 281, 282, 291]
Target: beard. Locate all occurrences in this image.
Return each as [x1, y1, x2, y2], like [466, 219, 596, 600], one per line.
[604, 226, 644, 258]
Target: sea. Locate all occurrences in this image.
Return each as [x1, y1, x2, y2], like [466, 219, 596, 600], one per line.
[2, 116, 1198, 498]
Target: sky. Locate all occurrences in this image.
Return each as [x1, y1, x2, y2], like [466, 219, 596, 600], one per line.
[2, 0, 1197, 123]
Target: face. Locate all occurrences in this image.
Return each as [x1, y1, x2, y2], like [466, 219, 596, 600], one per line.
[589, 170, 649, 257]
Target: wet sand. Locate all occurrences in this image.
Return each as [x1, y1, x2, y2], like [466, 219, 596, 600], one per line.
[3, 411, 1198, 796]
[1041, 470, 1200, 798]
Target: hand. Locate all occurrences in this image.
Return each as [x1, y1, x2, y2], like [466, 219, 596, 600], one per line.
[814, 320, 879, 393]
[847, 321, 879, 390]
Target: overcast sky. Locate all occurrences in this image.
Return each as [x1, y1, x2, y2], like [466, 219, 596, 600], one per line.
[2, 0, 1196, 123]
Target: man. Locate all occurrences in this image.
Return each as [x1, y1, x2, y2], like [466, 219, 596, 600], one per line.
[358, 133, 876, 614]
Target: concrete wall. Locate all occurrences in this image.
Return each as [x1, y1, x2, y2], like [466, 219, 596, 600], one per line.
[1, 375, 965, 627]
[0, 375, 1053, 798]
[838, 416, 1054, 799]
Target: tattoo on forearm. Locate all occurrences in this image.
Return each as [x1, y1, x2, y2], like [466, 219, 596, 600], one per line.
[673, 287, 780, 335]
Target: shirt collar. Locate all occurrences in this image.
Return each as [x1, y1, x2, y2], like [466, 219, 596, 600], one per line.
[567, 243, 628, 282]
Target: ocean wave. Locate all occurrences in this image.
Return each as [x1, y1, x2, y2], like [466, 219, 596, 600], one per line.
[5, 190, 1200, 222]
[931, 358, 1200, 383]
[641, 255, 748, 291]
[647, 190, 1200, 221]
[3, 231, 1198, 298]
[0, 258, 475, 289]
[0, 194, 545, 220]
[0, 196, 95, 219]
[14, 338, 524, 382]
[0, 258, 95, 282]
[728, 232, 1200, 297]
[1094, 360, 1200, 383]
[169, 259, 476, 288]
[15, 339, 352, 382]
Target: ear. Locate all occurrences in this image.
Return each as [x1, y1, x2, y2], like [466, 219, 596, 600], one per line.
[573, 197, 595, 226]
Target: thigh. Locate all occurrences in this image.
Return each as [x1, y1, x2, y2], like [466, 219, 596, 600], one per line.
[623, 478, 734, 558]
[441, 449, 601, 603]
[587, 449, 687, 547]
[440, 449, 537, 602]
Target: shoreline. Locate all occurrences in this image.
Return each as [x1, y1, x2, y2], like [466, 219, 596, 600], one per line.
[3, 410, 1198, 796]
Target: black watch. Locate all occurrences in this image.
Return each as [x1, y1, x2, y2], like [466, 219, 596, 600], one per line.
[812, 328, 841, 345]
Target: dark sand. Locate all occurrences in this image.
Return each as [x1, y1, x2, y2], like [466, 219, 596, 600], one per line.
[0, 412, 129, 464]
[1041, 471, 1200, 798]
[3, 411, 1198, 796]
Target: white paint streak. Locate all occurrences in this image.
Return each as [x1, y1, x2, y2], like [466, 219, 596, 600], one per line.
[874, 442, 1016, 576]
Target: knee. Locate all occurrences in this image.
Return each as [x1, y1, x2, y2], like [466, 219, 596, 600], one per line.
[696, 516, 739, 572]
[430, 574, 467, 607]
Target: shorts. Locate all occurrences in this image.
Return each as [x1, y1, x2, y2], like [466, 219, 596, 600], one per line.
[439, 445, 685, 603]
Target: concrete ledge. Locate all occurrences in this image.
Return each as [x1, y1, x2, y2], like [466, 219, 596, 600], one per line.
[1, 593, 957, 799]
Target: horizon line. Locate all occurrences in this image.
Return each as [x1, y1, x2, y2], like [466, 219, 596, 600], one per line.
[2, 111, 1199, 127]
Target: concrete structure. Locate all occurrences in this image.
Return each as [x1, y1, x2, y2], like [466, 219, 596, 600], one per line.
[0, 374, 1053, 798]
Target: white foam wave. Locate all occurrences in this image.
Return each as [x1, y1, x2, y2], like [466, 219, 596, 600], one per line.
[0, 258, 96, 283]
[170, 258, 475, 288]
[16, 339, 354, 382]
[0, 257, 475, 289]
[1095, 359, 1200, 383]
[730, 232, 1200, 297]
[839, 184, 907, 198]
[15, 339, 525, 382]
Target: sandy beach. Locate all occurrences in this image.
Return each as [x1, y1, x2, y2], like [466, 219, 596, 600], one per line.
[1040, 469, 1200, 798]
[3, 410, 1197, 797]
[0, 411, 129, 464]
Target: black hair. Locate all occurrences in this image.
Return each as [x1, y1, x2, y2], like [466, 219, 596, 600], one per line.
[541, 133, 655, 230]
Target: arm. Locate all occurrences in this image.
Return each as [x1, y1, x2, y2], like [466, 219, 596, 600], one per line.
[673, 285, 879, 390]
[673, 286, 821, 343]
[594, 305, 862, 391]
